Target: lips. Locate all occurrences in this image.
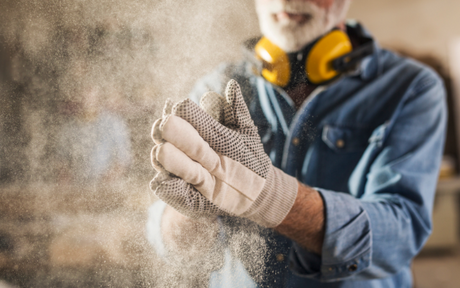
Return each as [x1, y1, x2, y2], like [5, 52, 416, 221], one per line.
[275, 11, 311, 24]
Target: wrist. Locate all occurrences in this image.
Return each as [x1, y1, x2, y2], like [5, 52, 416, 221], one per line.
[275, 183, 325, 254]
[243, 166, 298, 228]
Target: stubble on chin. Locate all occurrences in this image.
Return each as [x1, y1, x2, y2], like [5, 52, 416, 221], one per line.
[256, 0, 351, 53]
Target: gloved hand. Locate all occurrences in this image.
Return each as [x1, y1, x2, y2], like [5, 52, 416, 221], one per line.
[150, 98, 228, 220]
[150, 80, 298, 227]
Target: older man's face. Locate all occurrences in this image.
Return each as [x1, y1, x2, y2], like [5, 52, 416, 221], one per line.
[255, 0, 351, 52]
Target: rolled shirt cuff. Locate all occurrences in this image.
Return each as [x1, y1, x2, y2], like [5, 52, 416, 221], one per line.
[289, 188, 372, 281]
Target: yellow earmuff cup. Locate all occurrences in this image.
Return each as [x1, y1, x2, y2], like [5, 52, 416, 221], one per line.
[255, 37, 291, 87]
[306, 30, 352, 85]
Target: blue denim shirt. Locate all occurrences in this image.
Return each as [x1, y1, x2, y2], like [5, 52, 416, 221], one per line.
[147, 24, 446, 287]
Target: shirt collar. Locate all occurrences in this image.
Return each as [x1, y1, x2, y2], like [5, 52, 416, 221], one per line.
[346, 20, 382, 81]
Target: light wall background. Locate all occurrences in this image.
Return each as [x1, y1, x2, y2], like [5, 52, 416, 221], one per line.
[348, 0, 460, 67]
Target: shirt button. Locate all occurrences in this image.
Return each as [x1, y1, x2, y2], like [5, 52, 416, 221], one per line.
[292, 137, 300, 146]
[348, 264, 358, 272]
[336, 139, 345, 148]
[276, 254, 285, 262]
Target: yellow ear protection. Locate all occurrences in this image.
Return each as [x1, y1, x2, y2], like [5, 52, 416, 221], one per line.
[252, 29, 374, 88]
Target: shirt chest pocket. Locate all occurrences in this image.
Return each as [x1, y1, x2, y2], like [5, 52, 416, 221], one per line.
[306, 125, 373, 191]
[321, 125, 372, 153]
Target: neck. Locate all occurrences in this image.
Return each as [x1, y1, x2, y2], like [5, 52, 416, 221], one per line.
[286, 82, 317, 109]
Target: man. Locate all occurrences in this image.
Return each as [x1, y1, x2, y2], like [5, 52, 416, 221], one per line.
[147, 0, 447, 287]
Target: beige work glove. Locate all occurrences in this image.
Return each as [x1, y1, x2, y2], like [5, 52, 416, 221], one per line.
[150, 99, 228, 220]
[150, 80, 298, 227]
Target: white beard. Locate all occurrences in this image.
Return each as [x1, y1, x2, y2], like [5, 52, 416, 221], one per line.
[255, 0, 351, 53]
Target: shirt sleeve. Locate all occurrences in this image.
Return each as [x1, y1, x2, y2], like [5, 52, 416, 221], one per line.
[289, 70, 447, 281]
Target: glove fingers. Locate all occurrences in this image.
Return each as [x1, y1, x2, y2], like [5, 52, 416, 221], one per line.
[160, 115, 221, 172]
[153, 177, 225, 219]
[151, 118, 164, 144]
[225, 79, 255, 130]
[172, 98, 240, 152]
[149, 170, 172, 190]
[155, 142, 216, 200]
[163, 98, 174, 117]
[168, 101, 264, 174]
[151, 145, 164, 173]
[200, 91, 228, 124]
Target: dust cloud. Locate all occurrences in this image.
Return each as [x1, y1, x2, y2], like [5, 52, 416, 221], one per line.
[0, 0, 272, 287]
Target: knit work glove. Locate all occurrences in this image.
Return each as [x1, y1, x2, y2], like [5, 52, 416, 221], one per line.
[150, 99, 227, 220]
[150, 80, 298, 227]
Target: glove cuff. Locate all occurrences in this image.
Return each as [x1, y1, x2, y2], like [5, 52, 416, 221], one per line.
[243, 166, 298, 228]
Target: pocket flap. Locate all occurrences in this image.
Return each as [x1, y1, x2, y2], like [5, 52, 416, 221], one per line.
[322, 125, 371, 153]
